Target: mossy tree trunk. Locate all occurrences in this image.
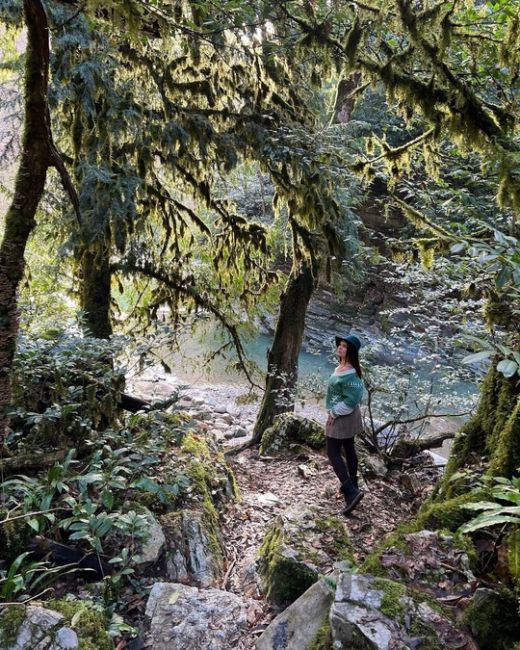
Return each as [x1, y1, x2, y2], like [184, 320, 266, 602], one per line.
[0, 0, 52, 451]
[445, 361, 520, 482]
[79, 240, 113, 339]
[252, 257, 315, 444]
[441, 293, 520, 491]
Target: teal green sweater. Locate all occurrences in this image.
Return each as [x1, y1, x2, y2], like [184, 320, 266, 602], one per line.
[326, 369, 364, 416]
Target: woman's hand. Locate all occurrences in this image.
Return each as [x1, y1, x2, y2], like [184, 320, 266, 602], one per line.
[327, 413, 336, 426]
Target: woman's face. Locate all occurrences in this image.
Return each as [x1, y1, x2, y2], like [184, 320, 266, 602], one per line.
[337, 340, 348, 360]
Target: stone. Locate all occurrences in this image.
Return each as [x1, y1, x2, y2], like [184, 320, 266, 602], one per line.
[260, 414, 324, 455]
[165, 510, 223, 587]
[233, 426, 248, 438]
[133, 507, 166, 566]
[0, 606, 81, 650]
[145, 582, 247, 649]
[331, 601, 401, 649]
[255, 579, 334, 650]
[362, 453, 388, 478]
[335, 573, 383, 610]
[50, 628, 79, 650]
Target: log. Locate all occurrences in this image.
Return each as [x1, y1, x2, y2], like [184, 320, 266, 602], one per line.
[0, 449, 67, 473]
[390, 432, 456, 459]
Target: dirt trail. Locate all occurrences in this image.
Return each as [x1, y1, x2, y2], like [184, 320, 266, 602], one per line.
[218, 445, 441, 648]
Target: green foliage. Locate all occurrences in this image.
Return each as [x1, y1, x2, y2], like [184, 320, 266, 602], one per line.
[8, 332, 126, 449]
[462, 587, 520, 650]
[459, 475, 520, 534]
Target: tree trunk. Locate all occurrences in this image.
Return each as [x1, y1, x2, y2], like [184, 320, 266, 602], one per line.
[444, 360, 520, 482]
[331, 73, 360, 124]
[80, 242, 113, 339]
[251, 258, 315, 444]
[0, 0, 51, 451]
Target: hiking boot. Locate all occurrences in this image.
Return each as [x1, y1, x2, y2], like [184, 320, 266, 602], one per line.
[340, 479, 364, 515]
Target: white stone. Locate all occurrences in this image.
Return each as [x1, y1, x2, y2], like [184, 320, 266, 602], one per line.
[145, 582, 247, 649]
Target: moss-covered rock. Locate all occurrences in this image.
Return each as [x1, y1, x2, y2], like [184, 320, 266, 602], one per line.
[260, 413, 324, 455]
[0, 606, 25, 647]
[415, 489, 490, 532]
[258, 517, 319, 604]
[46, 600, 113, 650]
[463, 587, 520, 650]
[308, 618, 333, 650]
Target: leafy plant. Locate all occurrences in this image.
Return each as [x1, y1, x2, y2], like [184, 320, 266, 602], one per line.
[459, 475, 520, 534]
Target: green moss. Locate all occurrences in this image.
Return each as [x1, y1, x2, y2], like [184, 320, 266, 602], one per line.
[314, 517, 355, 563]
[258, 518, 318, 604]
[360, 524, 413, 576]
[47, 600, 113, 650]
[489, 395, 520, 477]
[441, 366, 520, 490]
[372, 578, 407, 619]
[260, 414, 324, 455]
[0, 605, 25, 646]
[408, 619, 444, 650]
[309, 617, 333, 650]
[0, 513, 33, 565]
[415, 489, 489, 532]
[462, 587, 520, 650]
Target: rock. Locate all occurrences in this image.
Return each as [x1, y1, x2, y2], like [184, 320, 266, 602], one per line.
[258, 511, 353, 605]
[164, 510, 223, 587]
[233, 426, 248, 438]
[260, 414, 324, 455]
[145, 582, 247, 649]
[213, 405, 228, 414]
[133, 507, 166, 566]
[361, 453, 388, 478]
[0, 606, 79, 650]
[255, 579, 334, 650]
[330, 571, 477, 650]
[51, 628, 78, 650]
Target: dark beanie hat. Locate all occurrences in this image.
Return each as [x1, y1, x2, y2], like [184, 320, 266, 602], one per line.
[335, 334, 362, 351]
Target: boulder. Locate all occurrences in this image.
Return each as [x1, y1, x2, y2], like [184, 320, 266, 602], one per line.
[145, 582, 247, 649]
[260, 414, 324, 455]
[330, 572, 477, 650]
[255, 579, 334, 650]
[258, 509, 353, 605]
[0, 606, 78, 650]
[164, 510, 223, 587]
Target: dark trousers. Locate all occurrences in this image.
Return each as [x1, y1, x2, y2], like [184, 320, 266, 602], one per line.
[326, 436, 358, 486]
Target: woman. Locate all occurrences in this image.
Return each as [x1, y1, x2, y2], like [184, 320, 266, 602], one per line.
[325, 334, 364, 515]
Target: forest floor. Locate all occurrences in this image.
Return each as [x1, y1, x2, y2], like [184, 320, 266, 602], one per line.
[219, 443, 442, 649]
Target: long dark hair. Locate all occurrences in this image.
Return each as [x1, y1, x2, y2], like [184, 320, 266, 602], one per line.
[339, 341, 363, 378]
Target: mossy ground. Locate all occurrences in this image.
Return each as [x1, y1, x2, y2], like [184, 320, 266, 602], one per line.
[0, 605, 25, 647]
[314, 516, 355, 563]
[47, 600, 113, 650]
